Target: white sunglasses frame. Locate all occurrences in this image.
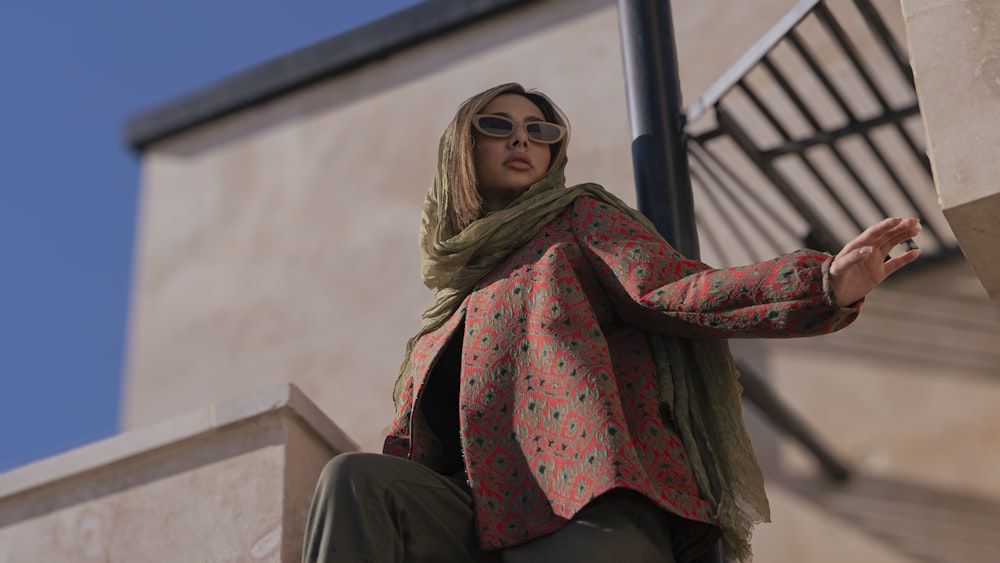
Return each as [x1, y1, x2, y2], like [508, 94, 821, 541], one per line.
[472, 114, 566, 144]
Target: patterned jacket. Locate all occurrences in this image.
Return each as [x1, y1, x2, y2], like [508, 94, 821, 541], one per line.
[384, 196, 859, 550]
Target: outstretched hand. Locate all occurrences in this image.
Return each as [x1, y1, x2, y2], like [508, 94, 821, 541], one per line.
[829, 217, 922, 307]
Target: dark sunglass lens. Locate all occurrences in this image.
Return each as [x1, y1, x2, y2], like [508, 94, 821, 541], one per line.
[525, 122, 562, 143]
[476, 116, 514, 136]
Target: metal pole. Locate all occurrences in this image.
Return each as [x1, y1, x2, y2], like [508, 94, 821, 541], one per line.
[617, 1, 715, 560]
[617, 0, 699, 258]
[618, 0, 723, 563]
[616, 6, 852, 562]
[616, 5, 854, 562]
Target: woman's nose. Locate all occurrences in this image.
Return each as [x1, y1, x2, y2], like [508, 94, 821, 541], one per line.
[508, 125, 530, 146]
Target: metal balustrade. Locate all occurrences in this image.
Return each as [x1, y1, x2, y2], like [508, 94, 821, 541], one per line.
[684, 0, 959, 267]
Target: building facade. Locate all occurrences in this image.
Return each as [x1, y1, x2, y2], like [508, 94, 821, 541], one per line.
[3, 1, 998, 561]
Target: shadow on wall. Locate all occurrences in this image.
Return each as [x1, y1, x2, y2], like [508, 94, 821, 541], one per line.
[774, 257, 1000, 382]
[776, 471, 1000, 563]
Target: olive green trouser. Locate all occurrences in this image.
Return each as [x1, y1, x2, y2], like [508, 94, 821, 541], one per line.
[301, 452, 678, 563]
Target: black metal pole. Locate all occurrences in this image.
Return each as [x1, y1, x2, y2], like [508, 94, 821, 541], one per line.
[617, 0, 699, 258]
[615, 6, 852, 562]
[618, 1, 715, 560]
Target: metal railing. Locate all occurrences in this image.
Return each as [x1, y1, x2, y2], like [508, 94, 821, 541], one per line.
[685, 0, 958, 266]
[618, 2, 957, 560]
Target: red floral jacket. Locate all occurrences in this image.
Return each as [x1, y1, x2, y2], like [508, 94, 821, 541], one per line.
[384, 196, 859, 550]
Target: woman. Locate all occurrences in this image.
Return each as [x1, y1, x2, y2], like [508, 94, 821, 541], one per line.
[302, 83, 921, 563]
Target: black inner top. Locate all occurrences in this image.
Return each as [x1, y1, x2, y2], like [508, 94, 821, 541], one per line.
[421, 323, 465, 477]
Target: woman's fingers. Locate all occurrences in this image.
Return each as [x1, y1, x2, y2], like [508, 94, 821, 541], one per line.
[844, 217, 902, 252]
[883, 218, 920, 243]
[882, 248, 922, 277]
[852, 217, 921, 259]
[830, 218, 922, 305]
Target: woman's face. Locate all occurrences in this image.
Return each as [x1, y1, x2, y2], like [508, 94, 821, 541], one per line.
[473, 94, 553, 213]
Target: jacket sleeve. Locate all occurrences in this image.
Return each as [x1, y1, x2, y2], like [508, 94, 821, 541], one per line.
[570, 196, 861, 338]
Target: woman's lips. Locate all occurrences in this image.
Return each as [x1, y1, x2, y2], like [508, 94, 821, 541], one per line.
[504, 154, 532, 171]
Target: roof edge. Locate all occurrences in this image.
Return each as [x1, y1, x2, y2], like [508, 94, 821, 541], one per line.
[124, 0, 535, 150]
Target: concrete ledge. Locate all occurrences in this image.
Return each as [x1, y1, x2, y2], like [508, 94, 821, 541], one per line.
[0, 383, 358, 562]
[901, 0, 1000, 304]
[944, 193, 1000, 303]
[0, 383, 356, 500]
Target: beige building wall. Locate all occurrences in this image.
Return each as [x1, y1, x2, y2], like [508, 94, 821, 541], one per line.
[742, 259, 1000, 562]
[118, 0, 1000, 561]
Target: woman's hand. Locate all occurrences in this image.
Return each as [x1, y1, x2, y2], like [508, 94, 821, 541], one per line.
[829, 217, 922, 307]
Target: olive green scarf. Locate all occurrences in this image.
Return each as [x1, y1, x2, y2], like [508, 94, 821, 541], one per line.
[394, 124, 768, 562]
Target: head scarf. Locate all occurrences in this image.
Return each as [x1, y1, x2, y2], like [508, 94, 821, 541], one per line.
[393, 116, 769, 562]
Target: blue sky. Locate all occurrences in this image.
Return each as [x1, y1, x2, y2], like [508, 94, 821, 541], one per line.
[0, 1, 423, 472]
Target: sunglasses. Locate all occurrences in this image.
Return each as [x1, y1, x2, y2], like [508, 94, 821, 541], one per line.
[472, 114, 566, 144]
